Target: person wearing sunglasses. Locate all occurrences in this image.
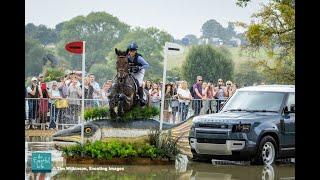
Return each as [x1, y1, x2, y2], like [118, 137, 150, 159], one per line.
[192, 76, 204, 116]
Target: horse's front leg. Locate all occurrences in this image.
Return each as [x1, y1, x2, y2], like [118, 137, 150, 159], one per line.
[109, 94, 118, 118]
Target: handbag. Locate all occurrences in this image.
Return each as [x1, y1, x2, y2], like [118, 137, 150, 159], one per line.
[55, 99, 69, 109]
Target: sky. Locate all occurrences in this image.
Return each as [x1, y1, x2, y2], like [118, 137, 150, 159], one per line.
[25, 0, 267, 39]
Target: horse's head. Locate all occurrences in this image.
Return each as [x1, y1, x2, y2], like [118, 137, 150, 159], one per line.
[115, 48, 129, 79]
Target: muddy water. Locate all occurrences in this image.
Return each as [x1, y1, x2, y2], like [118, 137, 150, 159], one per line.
[25, 136, 295, 180]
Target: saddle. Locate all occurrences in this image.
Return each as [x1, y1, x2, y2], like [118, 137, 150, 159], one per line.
[128, 74, 139, 94]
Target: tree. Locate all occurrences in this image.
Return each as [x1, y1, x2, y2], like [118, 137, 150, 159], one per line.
[234, 61, 266, 87]
[184, 34, 198, 45]
[201, 19, 226, 41]
[237, 0, 295, 84]
[25, 37, 50, 77]
[105, 27, 173, 81]
[25, 23, 59, 45]
[182, 45, 234, 85]
[57, 12, 130, 71]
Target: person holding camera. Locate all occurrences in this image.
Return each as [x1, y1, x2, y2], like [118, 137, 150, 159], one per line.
[215, 79, 228, 111]
[26, 77, 42, 129]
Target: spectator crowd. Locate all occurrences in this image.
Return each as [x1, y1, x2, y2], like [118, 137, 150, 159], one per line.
[25, 72, 242, 130]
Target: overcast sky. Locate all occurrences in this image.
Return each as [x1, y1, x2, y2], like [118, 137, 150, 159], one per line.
[25, 0, 266, 39]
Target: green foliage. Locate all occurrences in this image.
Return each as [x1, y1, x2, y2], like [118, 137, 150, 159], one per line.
[57, 12, 130, 71]
[184, 34, 199, 45]
[236, 0, 252, 7]
[182, 45, 234, 84]
[43, 67, 65, 82]
[25, 37, 49, 77]
[201, 19, 226, 40]
[148, 130, 180, 159]
[25, 23, 59, 45]
[89, 63, 115, 85]
[84, 106, 159, 121]
[240, 0, 295, 84]
[84, 107, 109, 120]
[234, 61, 266, 86]
[107, 27, 173, 81]
[201, 19, 237, 43]
[121, 106, 160, 121]
[62, 140, 164, 160]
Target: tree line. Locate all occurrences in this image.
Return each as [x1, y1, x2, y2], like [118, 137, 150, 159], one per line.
[26, 0, 295, 85]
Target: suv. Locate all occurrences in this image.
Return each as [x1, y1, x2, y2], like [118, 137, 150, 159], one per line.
[188, 85, 295, 165]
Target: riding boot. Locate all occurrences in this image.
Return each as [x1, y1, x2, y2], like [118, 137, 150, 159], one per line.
[138, 87, 146, 106]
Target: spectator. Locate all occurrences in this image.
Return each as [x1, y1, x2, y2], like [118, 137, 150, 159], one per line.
[25, 86, 28, 121]
[164, 84, 174, 122]
[67, 79, 82, 123]
[101, 82, 111, 105]
[66, 73, 80, 87]
[88, 74, 101, 106]
[26, 77, 42, 129]
[48, 81, 61, 130]
[192, 76, 204, 116]
[38, 74, 49, 130]
[171, 83, 179, 123]
[226, 80, 233, 98]
[144, 80, 152, 91]
[177, 81, 192, 121]
[58, 76, 68, 98]
[84, 77, 94, 107]
[204, 82, 217, 114]
[215, 78, 228, 111]
[229, 83, 238, 97]
[149, 83, 161, 109]
[201, 82, 209, 114]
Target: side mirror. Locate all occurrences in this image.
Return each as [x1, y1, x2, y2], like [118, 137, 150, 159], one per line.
[290, 104, 295, 113]
[283, 106, 290, 114]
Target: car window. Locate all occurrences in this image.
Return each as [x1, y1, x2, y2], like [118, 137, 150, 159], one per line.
[222, 91, 285, 112]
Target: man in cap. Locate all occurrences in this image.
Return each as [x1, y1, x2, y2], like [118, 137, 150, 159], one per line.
[127, 42, 149, 105]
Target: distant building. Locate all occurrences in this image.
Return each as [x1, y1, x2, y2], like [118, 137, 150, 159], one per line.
[211, 38, 223, 46]
[229, 37, 241, 47]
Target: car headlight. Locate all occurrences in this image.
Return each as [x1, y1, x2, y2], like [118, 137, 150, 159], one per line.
[232, 124, 251, 133]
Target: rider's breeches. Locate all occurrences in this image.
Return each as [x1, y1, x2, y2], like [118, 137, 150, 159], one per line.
[133, 69, 145, 87]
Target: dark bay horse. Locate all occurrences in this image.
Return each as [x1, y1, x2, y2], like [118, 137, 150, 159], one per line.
[109, 48, 150, 118]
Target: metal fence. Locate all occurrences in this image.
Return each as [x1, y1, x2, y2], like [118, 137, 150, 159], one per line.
[25, 98, 227, 130]
[25, 98, 109, 130]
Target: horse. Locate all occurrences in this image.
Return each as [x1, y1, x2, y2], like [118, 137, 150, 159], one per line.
[109, 48, 150, 118]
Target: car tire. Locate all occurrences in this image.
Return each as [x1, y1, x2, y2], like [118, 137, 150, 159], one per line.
[252, 135, 278, 165]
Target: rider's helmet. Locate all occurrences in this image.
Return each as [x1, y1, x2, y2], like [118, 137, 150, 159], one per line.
[128, 42, 138, 51]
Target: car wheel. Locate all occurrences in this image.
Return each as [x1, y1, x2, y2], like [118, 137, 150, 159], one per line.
[253, 135, 277, 165]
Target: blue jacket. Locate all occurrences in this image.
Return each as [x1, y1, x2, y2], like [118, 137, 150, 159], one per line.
[128, 54, 149, 69]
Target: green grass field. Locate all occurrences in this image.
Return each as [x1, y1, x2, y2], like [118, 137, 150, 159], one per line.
[166, 46, 271, 72]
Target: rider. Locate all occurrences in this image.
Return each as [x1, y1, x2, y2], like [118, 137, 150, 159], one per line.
[127, 42, 149, 105]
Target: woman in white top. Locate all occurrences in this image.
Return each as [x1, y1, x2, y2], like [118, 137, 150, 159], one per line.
[149, 83, 161, 109]
[177, 81, 192, 121]
[48, 81, 62, 130]
[100, 82, 111, 106]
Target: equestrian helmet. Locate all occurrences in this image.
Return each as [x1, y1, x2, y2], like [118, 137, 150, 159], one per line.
[128, 42, 138, 51]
